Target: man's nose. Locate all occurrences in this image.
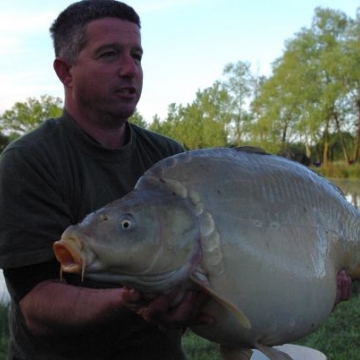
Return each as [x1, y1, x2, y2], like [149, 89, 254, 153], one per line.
[119, 55, 138, 77]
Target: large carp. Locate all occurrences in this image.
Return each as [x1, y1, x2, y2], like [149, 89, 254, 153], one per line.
[54, 147, 360, 360]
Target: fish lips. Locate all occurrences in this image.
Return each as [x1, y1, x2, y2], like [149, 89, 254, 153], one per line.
[53, 239, 84, 274]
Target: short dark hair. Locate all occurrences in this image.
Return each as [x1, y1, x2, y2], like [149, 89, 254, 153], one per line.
[50, 0, 141, 63]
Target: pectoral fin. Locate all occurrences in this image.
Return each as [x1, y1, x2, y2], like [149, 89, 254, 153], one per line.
[190, 275, 251, 329]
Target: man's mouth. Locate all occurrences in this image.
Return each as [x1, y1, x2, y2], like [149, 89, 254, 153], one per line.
[118, 87, 136, 95]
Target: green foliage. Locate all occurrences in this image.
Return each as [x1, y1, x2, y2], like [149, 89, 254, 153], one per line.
[149, 85, 230, 149]
[183, 331, 219, 359]
[221, 61, 257, 146]
[0, 133, 10, 154]
[129, 110, 148, 128]
[252, 8, 355, 164]
[312, 162, 360, 179]
[0, 95, 63, 138]
[0, 301, 9, 360]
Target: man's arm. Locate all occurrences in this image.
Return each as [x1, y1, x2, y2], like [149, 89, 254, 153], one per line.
[19, 280, 140, 337]
[19, 279, 212, 339]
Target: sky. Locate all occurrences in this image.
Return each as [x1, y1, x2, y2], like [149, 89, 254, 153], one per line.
[1, 0, 359, 122]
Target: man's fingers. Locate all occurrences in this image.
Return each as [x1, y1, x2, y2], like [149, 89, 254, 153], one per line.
[119, 288, 147, 311]
[335, 270, 352, 305]
[136, 295, 171, 323]
[122, 287, 213, 328]
[142, 290, 213, 327]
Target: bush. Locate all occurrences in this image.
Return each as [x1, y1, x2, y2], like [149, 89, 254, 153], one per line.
[312, 162, 360, 179]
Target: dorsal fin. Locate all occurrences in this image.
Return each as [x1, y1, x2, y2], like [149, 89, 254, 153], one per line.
[234, 146, 269, 155]
[136, 175, 187, 198]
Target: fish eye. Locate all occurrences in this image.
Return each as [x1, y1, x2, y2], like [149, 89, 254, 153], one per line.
[120, 216, 133, 230]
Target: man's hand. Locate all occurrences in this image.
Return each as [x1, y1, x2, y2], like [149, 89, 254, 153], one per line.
[120, 287, 213, 328]
[335, 269, 352, 306]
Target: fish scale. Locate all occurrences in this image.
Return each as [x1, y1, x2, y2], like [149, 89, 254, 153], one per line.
[54, 147, 360, 360]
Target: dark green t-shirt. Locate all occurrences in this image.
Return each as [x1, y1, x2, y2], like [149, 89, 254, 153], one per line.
[0, 112, 186, 360]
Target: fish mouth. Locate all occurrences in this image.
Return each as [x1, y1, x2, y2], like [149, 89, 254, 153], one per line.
[53, 238, 85, 279]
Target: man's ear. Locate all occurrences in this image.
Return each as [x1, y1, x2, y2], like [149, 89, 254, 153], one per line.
[53, 58, 73, 88]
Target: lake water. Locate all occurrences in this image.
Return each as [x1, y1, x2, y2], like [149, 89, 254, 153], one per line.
[332, 179, 360, 210]
[0, 178, 359, 301]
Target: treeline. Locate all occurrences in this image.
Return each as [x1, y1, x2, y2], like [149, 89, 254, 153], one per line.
[1, 7, 360, 165]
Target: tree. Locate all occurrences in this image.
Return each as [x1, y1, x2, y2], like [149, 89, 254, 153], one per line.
[341, 9, 360, 163]
[129, 110, 147, 128]
[0, 95, 63, 138]
[149, 84, 229, 149]
[309, 8, 354, 165]
[149, 103, 185, 141]
[221, 61, 256, 146]
[252, 7, 354, 163]
[0, 132, 10, 153]
[251, 47, 307, 153]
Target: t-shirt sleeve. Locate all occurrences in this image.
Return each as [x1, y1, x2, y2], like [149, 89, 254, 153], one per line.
[3, 261, 62, 302]
[0, 145, 72, 269]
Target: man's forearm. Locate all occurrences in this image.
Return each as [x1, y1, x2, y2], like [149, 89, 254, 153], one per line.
[19, 280, 135, 337]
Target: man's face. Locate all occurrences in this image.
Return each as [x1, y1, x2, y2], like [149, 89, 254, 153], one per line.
[68, 17, 143, 127]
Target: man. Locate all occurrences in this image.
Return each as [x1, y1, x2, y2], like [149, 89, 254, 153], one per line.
[0, 1, 210, 359]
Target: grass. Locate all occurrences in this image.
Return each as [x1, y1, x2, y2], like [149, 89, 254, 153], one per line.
[312, 162, 360, 179]
[183, 283, 360, 360]
[183, 330, 221, 360]
[0, 300, 8, 360]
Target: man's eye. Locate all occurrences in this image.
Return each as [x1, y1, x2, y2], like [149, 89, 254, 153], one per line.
[133, 53, 142, 62]
[100, 51, 117, 59]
